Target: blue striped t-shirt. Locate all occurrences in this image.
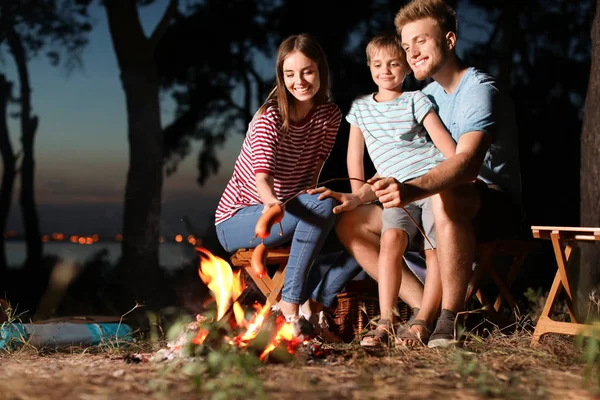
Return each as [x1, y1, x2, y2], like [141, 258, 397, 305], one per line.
[346, 90, 447, 183]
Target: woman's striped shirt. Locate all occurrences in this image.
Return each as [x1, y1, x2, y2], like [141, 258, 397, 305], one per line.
[215, 103, 341, 225]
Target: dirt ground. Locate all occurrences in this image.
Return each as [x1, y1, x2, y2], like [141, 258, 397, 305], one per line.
[0, 329, 597, 400]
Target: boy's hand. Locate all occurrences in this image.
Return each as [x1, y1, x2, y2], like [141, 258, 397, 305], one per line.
[368, 177, 409, 208]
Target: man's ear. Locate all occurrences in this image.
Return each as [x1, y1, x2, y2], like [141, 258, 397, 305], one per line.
[445, 31, 457, 51]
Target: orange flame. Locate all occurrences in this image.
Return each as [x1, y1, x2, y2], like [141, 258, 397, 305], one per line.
[192, 328, 209, 345]
[192, 247, 303, 360]
[235, 302, 271, 347]
[259, 315, 303, 361]
[231, 269, 246, 328]
[196, 246, 245, 322]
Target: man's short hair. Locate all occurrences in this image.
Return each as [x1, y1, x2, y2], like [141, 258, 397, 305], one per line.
[365, 32, 409, 70]
[394, 0, 458, 37]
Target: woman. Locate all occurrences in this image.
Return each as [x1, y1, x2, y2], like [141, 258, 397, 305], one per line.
[215, 33, 349, 334]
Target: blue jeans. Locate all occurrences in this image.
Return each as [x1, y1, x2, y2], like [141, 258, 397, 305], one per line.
[216, 193, 358, 304]
[305, 235, 363, 306]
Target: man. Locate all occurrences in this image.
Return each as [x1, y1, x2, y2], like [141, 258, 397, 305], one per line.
[312, 0, 522, 348]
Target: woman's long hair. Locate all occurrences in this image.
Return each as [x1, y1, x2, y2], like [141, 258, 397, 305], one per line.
[257, 33, 331, 135]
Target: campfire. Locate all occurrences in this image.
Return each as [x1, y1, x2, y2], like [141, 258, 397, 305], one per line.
[189, 246, 305, 361]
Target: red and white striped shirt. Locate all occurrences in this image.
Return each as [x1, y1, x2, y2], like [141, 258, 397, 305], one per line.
[215, 103, 341, 225]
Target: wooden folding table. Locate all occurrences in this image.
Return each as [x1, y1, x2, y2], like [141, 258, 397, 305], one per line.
[530, 226, 600, 347]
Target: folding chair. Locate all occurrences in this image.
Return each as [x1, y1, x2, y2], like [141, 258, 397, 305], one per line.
[230, 246, 290, 307]
[466, 239, 542, 325]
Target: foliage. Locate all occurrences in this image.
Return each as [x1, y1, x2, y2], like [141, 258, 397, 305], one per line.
[150, 307, 268, 400]
[0, 299, 31, 352]
[462, 0, 593, 227]
[153, 0, 595, 209]
[451, 349, 504, 397]
[0, 0, 92, 73]
[183, 349, 266, 400]
[575, 323, 600, 390]
[156, 0, 405, 186]
[0, 0, 93, 283]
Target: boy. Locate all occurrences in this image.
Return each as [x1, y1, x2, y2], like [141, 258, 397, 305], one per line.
[345, 33, 456, 347]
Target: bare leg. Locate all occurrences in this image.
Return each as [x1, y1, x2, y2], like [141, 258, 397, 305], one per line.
[378, 229, 409, 322]
[335, 205, 424, 308]
[300, 298, 323, 316]
[425, 185, 482, 347]
[278, 301, 299, 317]
[401, 248, 442, 346]
[432, 186, 480, 313]
[419, 249, 442, 324]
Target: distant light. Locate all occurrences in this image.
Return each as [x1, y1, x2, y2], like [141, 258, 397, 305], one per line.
[175, 234, 183, 243]
[42, 235, 50, 242]
[116, 234, 123, 241]
[70, 235, 78, 243]
[78, 237, 86, 245]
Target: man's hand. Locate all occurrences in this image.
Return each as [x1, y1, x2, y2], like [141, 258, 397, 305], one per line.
[368, 177, 410, 208]
[306, 187, 361, 214]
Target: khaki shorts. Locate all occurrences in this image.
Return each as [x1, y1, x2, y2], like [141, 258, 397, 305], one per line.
[381, 197, 436, 251]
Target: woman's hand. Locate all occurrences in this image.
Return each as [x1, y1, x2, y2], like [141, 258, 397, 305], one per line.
[262, 201, 284, 214]
[307, 187, 361, 214]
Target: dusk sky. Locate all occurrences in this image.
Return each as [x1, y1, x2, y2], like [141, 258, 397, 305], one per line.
[3, 0, 245, 237]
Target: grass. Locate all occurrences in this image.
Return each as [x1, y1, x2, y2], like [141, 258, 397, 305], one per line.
[1, 287, 598, 399]
[0, 309, 594, 399]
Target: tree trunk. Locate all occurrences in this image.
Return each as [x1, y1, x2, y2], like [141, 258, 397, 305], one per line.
[0, 74, 16, 276]
[104, 0, 176, 310]
[6, 27, 42, 271]
[579, 0, 600, 321]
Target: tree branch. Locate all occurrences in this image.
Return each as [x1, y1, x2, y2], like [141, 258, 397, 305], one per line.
[150, 0, 178, 49]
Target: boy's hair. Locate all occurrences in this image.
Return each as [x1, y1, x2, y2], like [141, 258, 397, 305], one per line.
[394, 0, 458, 37]
[365, 33, 409, 70]
[259, 33, 331, 135]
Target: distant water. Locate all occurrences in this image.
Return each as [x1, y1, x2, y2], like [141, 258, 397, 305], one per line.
[5, 241, 200, 270]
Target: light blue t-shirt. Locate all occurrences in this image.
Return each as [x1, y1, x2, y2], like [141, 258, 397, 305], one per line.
[422, 67, 522, 206]
[346, 91, 447, 183]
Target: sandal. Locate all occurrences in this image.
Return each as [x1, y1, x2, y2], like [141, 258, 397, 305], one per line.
[360, 319, 393, 347]
[395, 319, 432, 347]
[406, 307, 420, 326]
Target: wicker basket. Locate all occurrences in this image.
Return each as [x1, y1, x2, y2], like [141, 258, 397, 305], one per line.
[329, 291, 410, 343]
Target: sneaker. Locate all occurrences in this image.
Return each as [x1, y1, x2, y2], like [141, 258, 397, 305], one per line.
[288, 315, 315, 340]
[427, 309, 458, 349]
[307, 311, 342, 343]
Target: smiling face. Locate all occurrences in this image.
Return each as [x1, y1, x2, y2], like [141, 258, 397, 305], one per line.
[282, 50, 320, 107]
[400, 17, 453, 81]
[368, 47, 410, 92]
